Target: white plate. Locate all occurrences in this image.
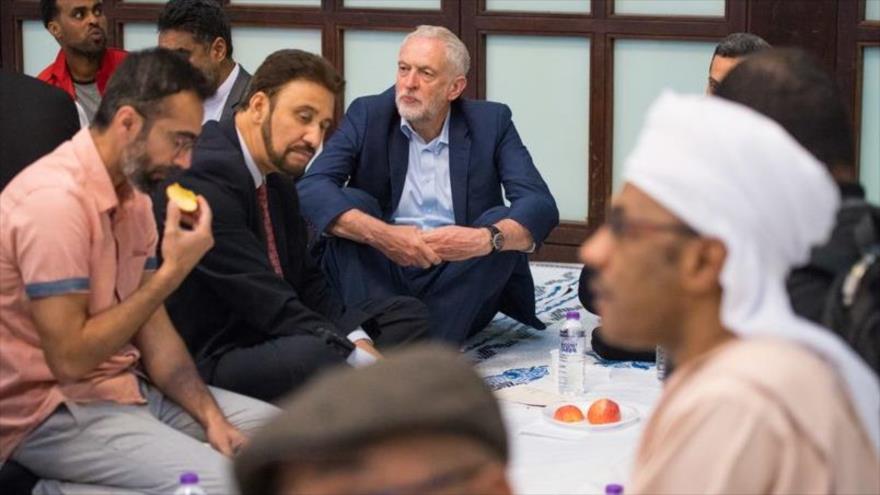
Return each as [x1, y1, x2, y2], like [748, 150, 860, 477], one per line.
[542, 401, 640, 431]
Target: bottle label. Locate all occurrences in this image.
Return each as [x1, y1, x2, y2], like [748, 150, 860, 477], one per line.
[560, 341, 580, 354]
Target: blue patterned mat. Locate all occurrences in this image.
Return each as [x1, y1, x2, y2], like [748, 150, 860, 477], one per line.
[464, 262, 655, 390]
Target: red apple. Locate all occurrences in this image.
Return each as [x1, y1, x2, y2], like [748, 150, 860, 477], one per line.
[553, 404, 585, 423]
[587, 398, 621, 424]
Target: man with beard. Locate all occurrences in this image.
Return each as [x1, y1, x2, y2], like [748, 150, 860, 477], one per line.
[152, 49, 429, 403]
[298, 25, 559, 344]
[0, 48, 278, 494]
[38, 0, 127, 126]
[158, 0, 251, 123]
[579, 92, 879, 493]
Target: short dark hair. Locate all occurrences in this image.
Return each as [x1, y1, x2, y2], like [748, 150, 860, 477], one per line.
[239, 49, 345, 111]
[157, 0, 234, 59]
[40, 0, 59, 28]
[92, 48, 212, 130]
[716, 47, 855, 173]
[713, 32, 770, 59]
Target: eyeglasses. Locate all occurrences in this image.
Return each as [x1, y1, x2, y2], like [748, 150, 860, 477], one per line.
[130, 105, 197, 158]
[167, 130, 196, 158]
[606, 206, 698, 239]
[358, 462, 487, 495]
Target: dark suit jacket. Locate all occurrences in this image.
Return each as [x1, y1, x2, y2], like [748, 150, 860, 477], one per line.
[219, 65, 251, 122]
[1, 70, 79, 190]
[153, 118, 355, 368]
[297, 87, 559, 327]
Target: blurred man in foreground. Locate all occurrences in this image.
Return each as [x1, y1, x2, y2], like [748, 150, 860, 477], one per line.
[235, 344, 512, 495]
[580, 92, 879, 493]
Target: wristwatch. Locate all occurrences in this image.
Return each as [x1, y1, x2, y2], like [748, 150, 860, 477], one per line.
[485, 225, 505, 253]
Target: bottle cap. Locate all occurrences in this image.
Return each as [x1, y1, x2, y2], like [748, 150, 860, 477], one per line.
[180, 472, 199, 485]
[565, 311, 580, 320]
[605, 483, 624, 495]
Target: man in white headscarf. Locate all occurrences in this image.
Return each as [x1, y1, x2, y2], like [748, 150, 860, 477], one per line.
[580, 91, 880, 494]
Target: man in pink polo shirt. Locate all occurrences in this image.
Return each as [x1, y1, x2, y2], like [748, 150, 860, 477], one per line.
[0, 48, 277, 494]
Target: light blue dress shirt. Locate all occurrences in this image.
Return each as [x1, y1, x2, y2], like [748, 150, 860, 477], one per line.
[392, 113, 455, 230]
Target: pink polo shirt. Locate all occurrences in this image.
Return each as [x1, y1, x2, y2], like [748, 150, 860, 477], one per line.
[0, 128, 157, 460]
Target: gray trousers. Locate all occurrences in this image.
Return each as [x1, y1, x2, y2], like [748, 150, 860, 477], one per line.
[11, 380, 278, 495]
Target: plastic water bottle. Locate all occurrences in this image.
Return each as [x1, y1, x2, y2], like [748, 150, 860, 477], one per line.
[656, 345, 666, 381]
[174, 472, 207, 495]
[558, 311, 586, 396]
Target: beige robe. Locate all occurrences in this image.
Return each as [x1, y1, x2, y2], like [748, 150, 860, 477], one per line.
[630, 337, 880, 494]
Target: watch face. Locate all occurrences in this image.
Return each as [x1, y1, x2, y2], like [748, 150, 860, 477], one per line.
[492, 232, 505, 250]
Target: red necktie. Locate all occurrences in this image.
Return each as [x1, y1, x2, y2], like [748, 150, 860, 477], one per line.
[256, 184, 284, 277]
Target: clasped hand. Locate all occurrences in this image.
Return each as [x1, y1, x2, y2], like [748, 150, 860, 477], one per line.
[374, 224, 490, 268]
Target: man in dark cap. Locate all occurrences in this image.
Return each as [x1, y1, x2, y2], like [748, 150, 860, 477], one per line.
[235, 344, 512, 495]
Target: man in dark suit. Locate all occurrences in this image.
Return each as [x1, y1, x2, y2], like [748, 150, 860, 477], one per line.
[154, 49, 428, 403]
[158, 0, 250, 123]
[1, 70, 80, 190]
[297, 25, 559, 344]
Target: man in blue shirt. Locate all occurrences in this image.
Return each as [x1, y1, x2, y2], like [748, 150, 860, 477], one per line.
[298, 25, 559, 344]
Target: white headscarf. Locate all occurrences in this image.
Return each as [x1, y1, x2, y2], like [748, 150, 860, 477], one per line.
[623, 91, 880, 455]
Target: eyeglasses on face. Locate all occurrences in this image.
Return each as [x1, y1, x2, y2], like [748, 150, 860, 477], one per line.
[358, 461, 487, 495]
[605, 206, 698, 239]
[129, 104, 198, 158]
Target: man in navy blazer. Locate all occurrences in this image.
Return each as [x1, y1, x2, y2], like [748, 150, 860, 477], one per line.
[298, 26, 559, 343]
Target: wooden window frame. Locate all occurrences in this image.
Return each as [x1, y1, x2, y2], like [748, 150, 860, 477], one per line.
[1, 0, 871, 262]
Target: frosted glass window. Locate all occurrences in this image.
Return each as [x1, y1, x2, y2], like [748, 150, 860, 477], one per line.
[345, 0, 440, 9]
[867, 0, 880, 21]
[230, 0, 320, 5]
[486, 0, 589, 14]
[231, 27, 322, 75]
[343, 30, 406, 108]
[22, 20, 58, 77]
[487, 35, 590, 222]
[860, 47, 880, 204]
[613, 39, 715, 191]
[615, 0, 724, 17]
[123, 23, 158, 52]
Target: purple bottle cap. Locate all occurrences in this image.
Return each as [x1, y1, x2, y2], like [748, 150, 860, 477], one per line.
[605, 483, 624, 495]
[180, 472, 199, 485]
[565, 311, 580, 320]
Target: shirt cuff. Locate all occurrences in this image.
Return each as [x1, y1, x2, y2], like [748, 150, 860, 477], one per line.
[347, 347, 378, 367]
[347, 328, 372, 344]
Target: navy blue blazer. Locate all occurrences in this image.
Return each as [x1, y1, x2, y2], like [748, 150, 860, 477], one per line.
[298, 87, 559, 241]
[298, 87, 559, 329]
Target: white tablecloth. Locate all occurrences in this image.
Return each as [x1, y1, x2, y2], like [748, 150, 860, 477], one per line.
[464, 262, 664, 494]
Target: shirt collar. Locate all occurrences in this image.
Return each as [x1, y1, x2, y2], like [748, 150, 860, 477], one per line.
[236, 127, 265, 189]
[209, 64, 240, 108]
[399, 110, 450, 150]
[72, 128, 119, 213]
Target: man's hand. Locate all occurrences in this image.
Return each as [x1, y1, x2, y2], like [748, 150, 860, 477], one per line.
[204, 416, 247, 457]
[354, 339, 383, 360]
[160, 196, 214, 283]
[373, 224, 442, 269]
[422, 226, 491, 262]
